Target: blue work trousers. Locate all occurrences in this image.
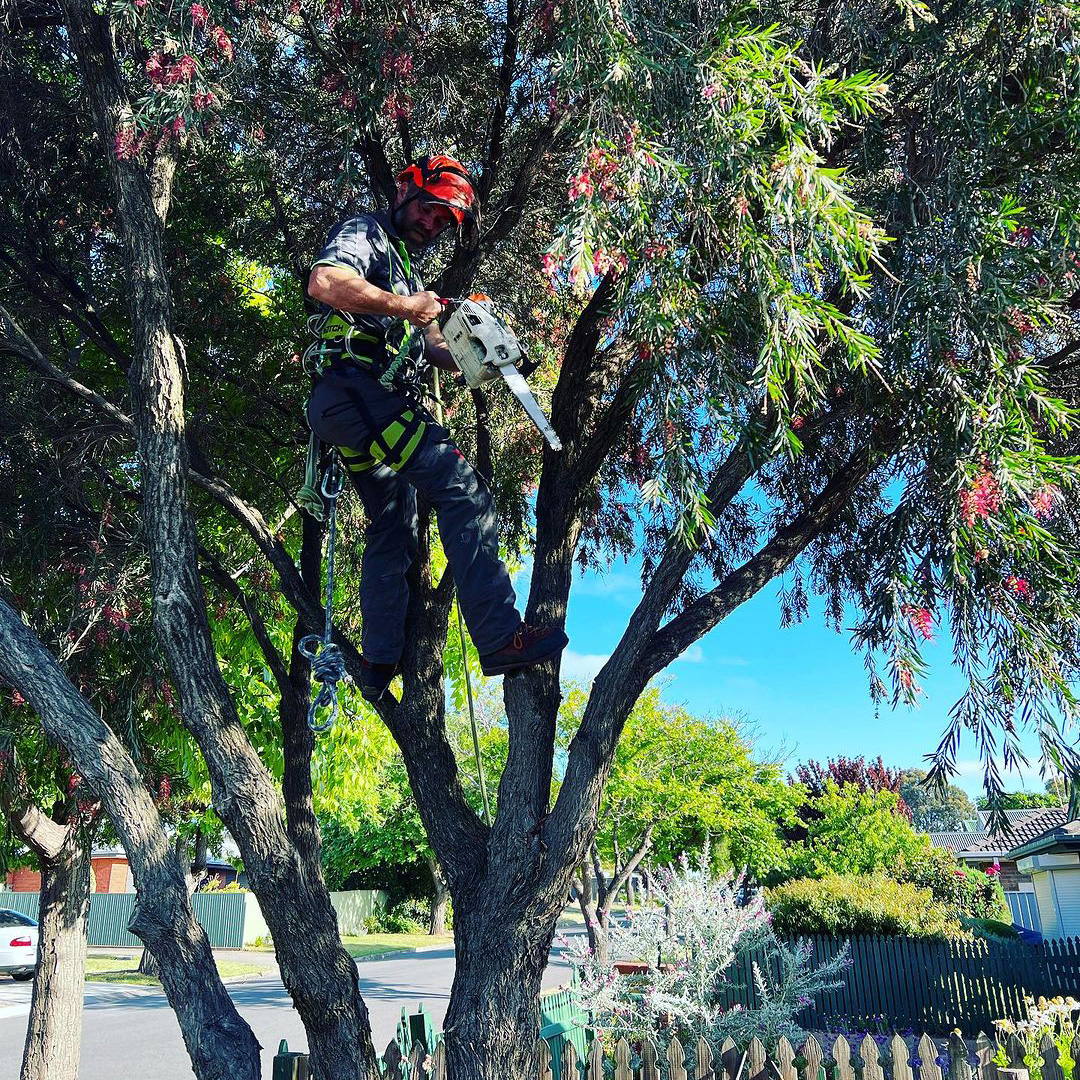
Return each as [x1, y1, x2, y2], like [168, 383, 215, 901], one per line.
[307, 366, 521, 664]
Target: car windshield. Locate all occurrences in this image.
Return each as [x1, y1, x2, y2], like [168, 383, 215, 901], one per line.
[0, 911, 36, 927]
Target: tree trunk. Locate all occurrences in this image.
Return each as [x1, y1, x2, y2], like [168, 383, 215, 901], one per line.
[428, 855, 450, 936]
[137, 946, 160, 978]
[19, 828, 91, 1080]
[443, 899, 556, 1080]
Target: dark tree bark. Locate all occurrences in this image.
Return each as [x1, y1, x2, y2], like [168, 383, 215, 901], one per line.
[2, 799, 92, 1080]
[55, 4, 380, 1075]
[0, 600, 262, 1080]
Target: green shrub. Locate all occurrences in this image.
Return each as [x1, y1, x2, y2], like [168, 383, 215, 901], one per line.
[766, 873, 963, 939]
[892, 846, 1012, 922]
[362, 898, 429, 934]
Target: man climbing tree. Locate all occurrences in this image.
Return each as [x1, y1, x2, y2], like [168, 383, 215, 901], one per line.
[305, 155, 568, 700]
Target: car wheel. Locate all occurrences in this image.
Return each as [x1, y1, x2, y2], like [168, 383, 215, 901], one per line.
[11, 973, 33, 981]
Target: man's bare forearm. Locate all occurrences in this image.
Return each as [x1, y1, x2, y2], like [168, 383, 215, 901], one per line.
[308, 265, 414, 319]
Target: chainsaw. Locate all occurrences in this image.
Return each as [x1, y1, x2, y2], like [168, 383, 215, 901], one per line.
[437, 294, 563, 452]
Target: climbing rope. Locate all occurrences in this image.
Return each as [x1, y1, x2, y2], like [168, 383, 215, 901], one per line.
[299, 457, 348, 732]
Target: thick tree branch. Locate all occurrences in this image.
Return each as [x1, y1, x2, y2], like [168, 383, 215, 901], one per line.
[0, 598, 261, 1080]
[546, 435, 890, 876]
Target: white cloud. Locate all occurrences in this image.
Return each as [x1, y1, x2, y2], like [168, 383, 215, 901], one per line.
[561, 650, 611, 681]
[674, 644, 705, 664]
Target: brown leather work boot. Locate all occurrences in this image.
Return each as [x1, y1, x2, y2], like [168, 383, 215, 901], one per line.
[479, 623, 569, 677]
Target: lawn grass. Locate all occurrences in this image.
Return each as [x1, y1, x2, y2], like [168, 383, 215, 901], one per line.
[84, 955, 262, 986]
[342, 932, 452, 958]
[243, 931, 452, 958]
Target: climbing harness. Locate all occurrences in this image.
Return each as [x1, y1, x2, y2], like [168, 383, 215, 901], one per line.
[298, 457, 349, 732]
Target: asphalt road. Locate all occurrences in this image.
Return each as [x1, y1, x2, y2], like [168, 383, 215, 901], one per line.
[0, 945, 573, 1079]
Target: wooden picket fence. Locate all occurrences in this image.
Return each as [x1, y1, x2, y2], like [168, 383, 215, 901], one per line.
[274, 1028, 1080, 1080]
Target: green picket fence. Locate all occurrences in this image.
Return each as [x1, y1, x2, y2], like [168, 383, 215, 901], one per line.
[721, 933, 1080, 1036]
[0, 890, 248, 948]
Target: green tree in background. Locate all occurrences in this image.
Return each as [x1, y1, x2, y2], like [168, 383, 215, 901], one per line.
[899, 768, 978, 832]
[782, 782, 932, 882]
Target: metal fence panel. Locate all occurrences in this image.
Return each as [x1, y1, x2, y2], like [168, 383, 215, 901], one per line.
[1, 889, 247, 947]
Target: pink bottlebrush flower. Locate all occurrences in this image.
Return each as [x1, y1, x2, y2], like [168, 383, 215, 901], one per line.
[1005, 575, 1030, 598]
[735, 195, 750, 216]
[1007, 308, 1035, 336]
[192, 91, 216, 110]
[11, 690, 25, 707]
[211, 26, 234, 61]
[702, 82, 720, 99]
[960, 467, 1002, 526]
[899, 668, 914, 691]
[644, 241, 669, 258]
[190, 2, 210, 26]
[568, 170, 594, 200]
[540, 253, 561, 277]
[593, 250, 613, 276]
[170, 115, 186, 136]
[320, 72, 343, 92]
[986, 861, 1001, 876]
[901, 603, 934, 641]
[792, 416, 805, 430]
[974, 548, 990, 563]
[1031, 485, 1059, 521]
[134, 0, 148, 7]
[383, 91, 413, 121]
[339, 89, 357, 110]
[114, 125, 139, 160]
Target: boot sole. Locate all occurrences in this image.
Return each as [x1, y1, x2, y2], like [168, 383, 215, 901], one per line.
[480, 632, 569, 677]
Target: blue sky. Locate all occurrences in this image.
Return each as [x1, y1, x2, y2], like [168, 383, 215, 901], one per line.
[515, 557, 1060, 801]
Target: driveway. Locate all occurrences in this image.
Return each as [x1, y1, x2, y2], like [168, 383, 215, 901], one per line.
[0, 944, 575, 1080]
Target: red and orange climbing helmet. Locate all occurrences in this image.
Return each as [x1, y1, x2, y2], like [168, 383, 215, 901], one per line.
[396, 154, 481, 247]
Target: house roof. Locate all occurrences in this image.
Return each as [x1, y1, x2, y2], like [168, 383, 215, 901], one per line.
[1007, 817, 1080, 860]
[930, 807, 1068, 858]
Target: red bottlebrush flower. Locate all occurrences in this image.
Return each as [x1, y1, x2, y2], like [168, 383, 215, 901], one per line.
[636, 343, 652, 361]
[631, 445, 649, 469]
[11, 690, 26, 707]
[792, 416, 805, 430]
[95, 627, 109, 647]
[68, 773, 81, 792]
[567, 170, 594, 200]
[320, 71, 343, 92]
[211, 26, 234, 62]
[644, 241, 669, 259]
[170, 115, 187, 137]
[159, 775, 171, 802]
[193, 91, 216, 110]
[960, 467, 1002, 526]
[735, 195, 750, 216]
[986, 861, 1001, 876]
[161, 682, 175, 707]
[174, 54, 197, 82]
[190, 2, 210, 26]
[339, 89, 357, 110]
[1005, 575, 1030, 598]
[145, 51, 167, 85]
[1031, 485, 1059, 521]
[901, 603, 934, 641]
[898, 669, 914, 691]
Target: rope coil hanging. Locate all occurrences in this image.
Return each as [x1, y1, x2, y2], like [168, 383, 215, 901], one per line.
[299, 457, 348, 732]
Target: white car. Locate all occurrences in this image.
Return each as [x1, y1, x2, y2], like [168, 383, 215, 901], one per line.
[0, 910, 38, 981]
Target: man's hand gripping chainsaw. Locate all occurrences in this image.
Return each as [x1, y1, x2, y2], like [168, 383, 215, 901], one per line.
[436, 294, 562, 451]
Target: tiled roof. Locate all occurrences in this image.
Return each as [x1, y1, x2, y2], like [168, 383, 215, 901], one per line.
[931, 808, 1068, 857]
[929, 831, 989, 854]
